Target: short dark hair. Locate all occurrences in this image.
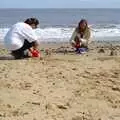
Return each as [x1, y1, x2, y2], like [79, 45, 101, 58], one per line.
[24, 18, 39, 26]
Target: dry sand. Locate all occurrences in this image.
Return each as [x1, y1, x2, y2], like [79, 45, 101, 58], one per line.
[0, 42, 120, 120]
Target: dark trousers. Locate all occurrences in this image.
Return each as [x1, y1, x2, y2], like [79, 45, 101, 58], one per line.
[11, 40, 35, 59]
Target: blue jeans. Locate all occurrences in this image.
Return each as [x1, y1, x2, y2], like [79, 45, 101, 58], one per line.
[75, 47, 88, 54]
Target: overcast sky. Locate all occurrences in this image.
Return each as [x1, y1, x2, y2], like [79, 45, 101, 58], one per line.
[0, 0, 120, 8]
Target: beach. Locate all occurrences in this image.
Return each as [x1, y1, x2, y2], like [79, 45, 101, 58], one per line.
[0, 41, 120, 120]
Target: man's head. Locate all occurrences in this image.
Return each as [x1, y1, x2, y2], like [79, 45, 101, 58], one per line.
[24, 18, 39, 29]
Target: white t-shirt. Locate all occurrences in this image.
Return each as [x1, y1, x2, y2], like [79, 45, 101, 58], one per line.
[4, 22, 38, 51]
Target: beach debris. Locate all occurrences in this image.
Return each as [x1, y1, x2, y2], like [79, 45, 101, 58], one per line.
[56, 104, 68, 109]
[24, 82, 32, 87]
[72, 111, 94, 120]
[31, 102, 40, 106]
[110, 49, 117, 56]
[62, 75, 65, 78]
[26, 101, 40, 106]
[0, 113, 6, 117]
[45, 48, 52, 56]
[95, 80, 100, 84]
[82, 74, 90, 79]
[56, 46, 69, 54]
[7, 104, 12, 108]
[98, 48, 105, 53]
[109, 44, 117, 56]
[63, 49, 68, 54]
[60, 46, 68, 54]
[5, 83, 12, 88]
[19, 82, 32, 90]
[72, 68, 77, 71]
[12, 110, 19, 116]
[23, 112, 29, 116]
[112, 87, 120, 92]
[40, 48, 44, 51]
[84, 70, 91, 74]
[59, 71, 62, 74]
[52, 82, 55, 85]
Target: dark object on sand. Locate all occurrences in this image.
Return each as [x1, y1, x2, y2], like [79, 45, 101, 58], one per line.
[98, 48, 105, 53]
[110, 49, 117, 56]
[45, 49, 52, 56]
[63, 49, 68, 54]
[109, 44, 117, 56]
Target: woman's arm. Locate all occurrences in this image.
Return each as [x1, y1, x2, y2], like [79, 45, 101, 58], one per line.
[70, 29, 77, 44]
[21, 24, 39, 44]
[83, 28, 92, 45]
[84, 28, 91, 40]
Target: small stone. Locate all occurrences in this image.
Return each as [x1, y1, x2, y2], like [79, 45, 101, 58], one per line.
[84, 70, 91, 74]
[57, 104, 68, 109]
[62, 76, 65, 78]
[7, 104, 12, 108]
[0, 113, 3, 117]
[32, 102, 40, 106]
[52, 83, 55, 85]
[12, 110, 19, 116]
[112, 87, 120, 92]
[76, 74, 80, 76]
[72, 68, 77, 71]
[59, 72, 62, 75]
[96, 81, 100, 84]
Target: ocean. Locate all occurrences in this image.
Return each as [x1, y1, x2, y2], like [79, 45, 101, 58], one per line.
[0, 8, 120, 42]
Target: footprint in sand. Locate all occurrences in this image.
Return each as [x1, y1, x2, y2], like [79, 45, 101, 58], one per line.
[12, 109, 29, 117]
[12, 110, 19, 116]
[19, 82, 32, 90]
[0, 113, 6, 117]
[112, 87, 120, 92]
[72, 68, 77, 71]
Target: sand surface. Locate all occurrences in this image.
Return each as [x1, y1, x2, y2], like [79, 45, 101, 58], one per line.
[0, 42, 120, 120]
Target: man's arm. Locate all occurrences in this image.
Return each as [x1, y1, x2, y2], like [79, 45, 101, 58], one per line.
[21, 24, 39, 44]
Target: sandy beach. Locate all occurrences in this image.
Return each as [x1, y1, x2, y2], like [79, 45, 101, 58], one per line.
[0, 41, 120, 120]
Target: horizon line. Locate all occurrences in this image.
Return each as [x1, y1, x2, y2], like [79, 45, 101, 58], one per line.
[0, 7, 120, 9]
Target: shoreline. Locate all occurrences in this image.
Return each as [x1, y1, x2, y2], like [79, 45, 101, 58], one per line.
[1, 40, 120, 57]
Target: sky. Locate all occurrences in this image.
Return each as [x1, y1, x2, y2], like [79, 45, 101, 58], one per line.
[0, 0, 120, 8]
